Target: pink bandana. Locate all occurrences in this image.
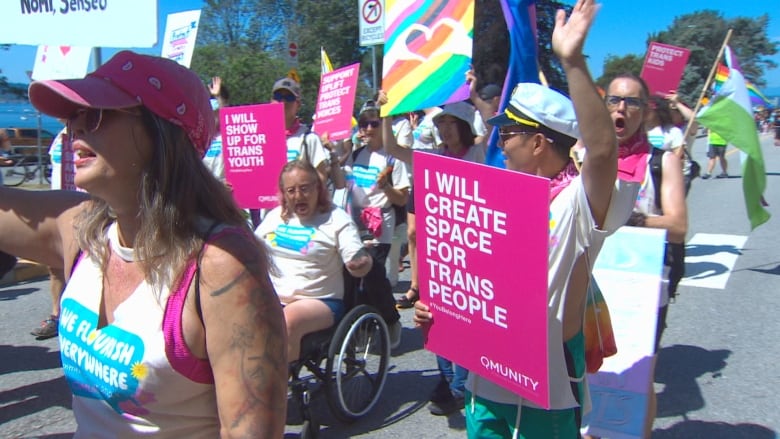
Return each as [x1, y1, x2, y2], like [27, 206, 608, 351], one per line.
[617, 130, 650, 183]
[550, 159, 580, 201]
[285, 119, 301, 137]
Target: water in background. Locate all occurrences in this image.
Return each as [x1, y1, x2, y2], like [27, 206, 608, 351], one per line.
[0, 102, 65, 135]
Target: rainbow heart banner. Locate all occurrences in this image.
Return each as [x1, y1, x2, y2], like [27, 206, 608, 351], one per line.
[381, 0, 474, 117]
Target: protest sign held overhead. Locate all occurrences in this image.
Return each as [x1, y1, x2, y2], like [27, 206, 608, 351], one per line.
[640, 42, 691, 96]
[415, 152, 551, 408]
[221, 103, 287, 209]
[313, 63, 359, 142]
[382, 0, 473, 116]
[0, 1, 157, 47]
[161, 10, 201, 68]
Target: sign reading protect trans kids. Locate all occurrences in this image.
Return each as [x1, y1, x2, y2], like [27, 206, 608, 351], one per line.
[0, 0, 157, 47]
[414, 152, 550, 408]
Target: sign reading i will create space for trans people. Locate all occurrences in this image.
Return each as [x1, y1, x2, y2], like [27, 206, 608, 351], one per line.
[221, 103, 287, 209]
[414, 152, 551, 408]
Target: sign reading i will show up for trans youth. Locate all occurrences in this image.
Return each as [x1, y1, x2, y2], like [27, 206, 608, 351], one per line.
[0, 0, 157, 47]
[414, 152, 551, 408]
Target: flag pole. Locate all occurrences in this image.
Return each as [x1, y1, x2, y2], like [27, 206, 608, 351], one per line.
[683, 28, 733, 140]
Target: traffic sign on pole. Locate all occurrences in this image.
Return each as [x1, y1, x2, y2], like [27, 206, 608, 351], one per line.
[359, 0, 384, 46]
[287, 41, 299, 67]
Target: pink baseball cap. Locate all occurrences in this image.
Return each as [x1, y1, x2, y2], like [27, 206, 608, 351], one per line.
[28, 50, 214, 157]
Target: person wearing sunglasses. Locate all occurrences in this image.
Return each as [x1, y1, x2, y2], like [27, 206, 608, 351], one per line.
[271, 77, 345, 193]
[601, 72, 687, 438]
[413, 1, 629, 436]
[343, 100, 410, 351]
[0, 51, 287, 438]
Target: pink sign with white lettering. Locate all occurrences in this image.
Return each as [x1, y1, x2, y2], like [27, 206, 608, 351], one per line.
[414, 152, 551, 408]
[221, 103, 287, 209]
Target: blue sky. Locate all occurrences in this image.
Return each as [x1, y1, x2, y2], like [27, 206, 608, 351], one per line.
[2, 0, 779, 91]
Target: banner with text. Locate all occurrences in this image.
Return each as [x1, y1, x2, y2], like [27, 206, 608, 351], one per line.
[161, 10, 201, 68]
[0, 0, 157, 47]
[582, 226, 667, 438]
[221, 103, 287, 209]
[640, 42, 691, 97]
[32, 45, 91, 80]
[382, 0, 473, 116]
[414, 152, 550, 407]
[313, 63, 360, 142]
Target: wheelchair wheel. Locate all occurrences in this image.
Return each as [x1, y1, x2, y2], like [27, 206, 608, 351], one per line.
[3, 160, 29, 187]
[324, 305, 389, 422]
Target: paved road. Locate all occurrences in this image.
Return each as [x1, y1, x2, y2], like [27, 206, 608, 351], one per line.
[1, 133, 779, 438]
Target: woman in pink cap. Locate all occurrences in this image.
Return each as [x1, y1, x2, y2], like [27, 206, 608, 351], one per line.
[0, 51, 287, 438]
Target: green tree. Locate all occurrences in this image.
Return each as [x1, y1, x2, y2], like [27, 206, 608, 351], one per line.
[595, 54, 644, 90]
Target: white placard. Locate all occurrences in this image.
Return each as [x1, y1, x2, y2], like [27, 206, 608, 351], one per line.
[161, 10, 202, 67]
[32, 45, 92, 80]
[358, 0, 384, 46]
[0, 1, 157, 47]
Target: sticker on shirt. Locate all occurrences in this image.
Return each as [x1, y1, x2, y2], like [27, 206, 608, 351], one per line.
[59, 298, 150, 415]
[351, 164, 381, 189]
[268, 223, 316, 254]
[549, 211, 559, 248]
[287, 146, 301, 162]
[205, 137, 222, 158]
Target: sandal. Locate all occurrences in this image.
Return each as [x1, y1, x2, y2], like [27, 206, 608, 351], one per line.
[396, 287, 419, 309]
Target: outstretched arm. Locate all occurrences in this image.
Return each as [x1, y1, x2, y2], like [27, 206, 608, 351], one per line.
[552, 0, 617, 228]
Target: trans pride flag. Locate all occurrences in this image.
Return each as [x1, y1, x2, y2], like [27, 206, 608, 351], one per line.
[714, 64, 773, 109]
[382, 0, 474, 116]
[698, 46, 770, 229]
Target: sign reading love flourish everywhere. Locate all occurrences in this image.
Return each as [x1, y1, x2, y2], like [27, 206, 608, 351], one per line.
[381, 0, 474, 116]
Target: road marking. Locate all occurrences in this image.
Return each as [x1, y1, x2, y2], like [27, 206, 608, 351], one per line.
[680, 233, 747, 289]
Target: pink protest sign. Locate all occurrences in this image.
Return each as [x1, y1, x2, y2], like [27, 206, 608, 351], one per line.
[312, 63, 360, 141]
[414, 152, 550, 408]
[640, 42, 691, 96]
[221, 103, 287, 209]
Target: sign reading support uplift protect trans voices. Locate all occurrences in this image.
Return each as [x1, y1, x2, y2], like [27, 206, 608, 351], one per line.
[640, 42, 691, 97]
[312, 63, 359, 142]
[0, 0, 157, 47]
[414, 152, 550, 407]
[221, 103, 287, 209]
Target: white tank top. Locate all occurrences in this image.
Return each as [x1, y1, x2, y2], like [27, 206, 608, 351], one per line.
[58, 222, 221, 438]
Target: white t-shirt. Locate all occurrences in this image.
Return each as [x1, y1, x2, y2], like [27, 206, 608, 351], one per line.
[286, 124, 328, 169]
[255, 206, 364, 303]
[466, 176, 635, 410]
[345, 146, 411, 244]
[202, 136, 224, 181]
[647, 125, 683, 152]
[412, 109, 442, 150]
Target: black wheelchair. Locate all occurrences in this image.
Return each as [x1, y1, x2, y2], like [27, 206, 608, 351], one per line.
[288, 268, 391, 439]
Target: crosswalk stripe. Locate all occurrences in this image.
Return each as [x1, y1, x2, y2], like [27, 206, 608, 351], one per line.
[680, 233, 747, 290]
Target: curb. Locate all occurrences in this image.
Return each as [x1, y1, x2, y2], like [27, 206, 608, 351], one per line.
[0, 259, 50, 286]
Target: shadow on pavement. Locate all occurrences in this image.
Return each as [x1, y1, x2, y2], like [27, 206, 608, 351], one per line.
[286, 368, 446, 438]
[0, 344, 61, 375]
[655, 344, 730, 418]
[0, 375, 72, 425]
[0, 286, 40, 301]
[652, 420, 775, 438]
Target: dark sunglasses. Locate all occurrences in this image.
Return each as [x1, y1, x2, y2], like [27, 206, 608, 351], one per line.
[273, 92, 297, 103]
[604, 95, 646, 111]
[497, 128, 537, 143]
[68, 107, 141, 133]
[358, 120, 381, 129]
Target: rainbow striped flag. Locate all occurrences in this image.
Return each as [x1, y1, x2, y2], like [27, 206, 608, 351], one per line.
[714, 63, 773, 109]
[382, 0, 474, 116]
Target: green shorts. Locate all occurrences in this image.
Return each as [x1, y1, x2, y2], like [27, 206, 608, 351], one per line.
[465, 332, 585, 439]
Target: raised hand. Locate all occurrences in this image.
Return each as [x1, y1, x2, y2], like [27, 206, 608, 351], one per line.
[209, 76, 222, 97]
[552, 0, 600, 63]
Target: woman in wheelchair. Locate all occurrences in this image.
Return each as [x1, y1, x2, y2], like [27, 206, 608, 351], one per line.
[255, 161, 373, 361]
